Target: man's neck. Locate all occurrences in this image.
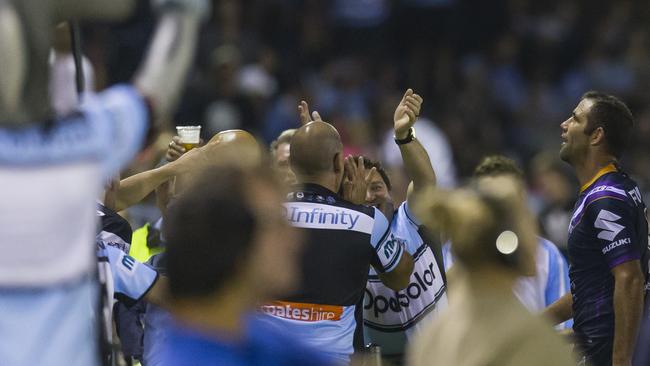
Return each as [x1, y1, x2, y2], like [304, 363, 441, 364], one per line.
[296, 174, 339, 194]
[171, 282, 253, 339]
[574, 153, 616, 191]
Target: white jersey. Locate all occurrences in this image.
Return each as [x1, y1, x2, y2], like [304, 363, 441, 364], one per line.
[0, 85, 149, 287]
[442, 237, 572, 328]
[364, 202, 448, 355]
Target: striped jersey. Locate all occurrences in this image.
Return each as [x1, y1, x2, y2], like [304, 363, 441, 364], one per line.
[0, 85, 149, 287]
[260, 184, 404, 363]
[567, 164, 649, 364]
[364, 202, 448, 356]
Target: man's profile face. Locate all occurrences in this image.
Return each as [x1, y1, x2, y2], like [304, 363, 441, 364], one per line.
[274, 142, 295, 185]
[560, 98, 594, 165]
[365, 170, 391, 207]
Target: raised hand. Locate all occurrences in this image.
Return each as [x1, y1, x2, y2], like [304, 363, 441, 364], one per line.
[298, 100, 324, 126]
[165, 135, 205, 162]
[394, 89, 423, 139]
[165, 136, 185, 162]
[341, 156, 376, 205]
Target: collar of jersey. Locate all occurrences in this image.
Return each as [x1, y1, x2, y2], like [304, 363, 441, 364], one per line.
[291, 183, 340, 198]
[580, 163, 617, 193]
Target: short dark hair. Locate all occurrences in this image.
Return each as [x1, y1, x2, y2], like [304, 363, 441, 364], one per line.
[581, 91, 634, 158]
[473, 155, 524, 180]
[164, 167, 262, 300]
[358, 156, 392, 191]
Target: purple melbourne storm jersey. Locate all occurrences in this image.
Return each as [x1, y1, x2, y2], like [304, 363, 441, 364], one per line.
[567, 163, 649, 364]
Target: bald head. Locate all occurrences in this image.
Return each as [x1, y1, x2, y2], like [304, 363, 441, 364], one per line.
[204, 129, 262, 167]
[173, 129, 262, 197]
[290, 121, 343, 177]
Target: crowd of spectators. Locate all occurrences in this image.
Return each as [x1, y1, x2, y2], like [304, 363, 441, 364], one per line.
[81, 0, 650, 245]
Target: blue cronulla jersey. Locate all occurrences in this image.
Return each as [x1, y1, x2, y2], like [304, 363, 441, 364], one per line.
[364, 202, 447, 356]
[0, 85, 148, 287]
[567, 164, 649, 363]
[261, 184, 404, 363]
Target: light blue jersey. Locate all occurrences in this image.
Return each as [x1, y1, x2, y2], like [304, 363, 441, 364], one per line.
[0, 85, 149, 366]
[96, 241, 159, 306]
[364, 202, 448, 356]
[442, 237, 572, 328]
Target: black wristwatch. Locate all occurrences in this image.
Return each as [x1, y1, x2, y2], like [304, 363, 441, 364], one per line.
[394, 127, 416, 145]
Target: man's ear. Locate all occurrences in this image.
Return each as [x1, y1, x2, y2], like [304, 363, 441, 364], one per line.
[333, 152, 344, 174]
[590, 126, 606, 147]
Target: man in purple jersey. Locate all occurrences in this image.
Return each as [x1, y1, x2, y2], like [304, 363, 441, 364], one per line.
[543, 92, 649, 366]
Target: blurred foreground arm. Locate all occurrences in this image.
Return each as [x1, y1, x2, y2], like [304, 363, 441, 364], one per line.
[134, 0, 209, 125]
[51, 0, 136, 22]
[115, 145, 204, 211]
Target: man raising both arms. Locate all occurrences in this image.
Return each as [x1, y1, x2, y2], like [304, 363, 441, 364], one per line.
[543, 92, 649, 366]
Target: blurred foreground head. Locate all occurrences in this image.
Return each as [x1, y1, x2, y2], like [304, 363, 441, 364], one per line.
[174, 129, 263, 194]
[164, 165, 302, 305]
[0, 0, 136, 125]
[414, 175, 537, 277]
[205, 129, 262, 165]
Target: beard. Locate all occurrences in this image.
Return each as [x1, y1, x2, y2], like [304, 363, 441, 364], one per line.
[559, 143, 572, 163]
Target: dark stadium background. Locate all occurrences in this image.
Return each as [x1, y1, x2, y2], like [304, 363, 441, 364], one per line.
[80, 0, 650, 249]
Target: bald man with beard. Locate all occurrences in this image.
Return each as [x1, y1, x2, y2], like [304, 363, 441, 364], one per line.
[257, 120, 414, 363]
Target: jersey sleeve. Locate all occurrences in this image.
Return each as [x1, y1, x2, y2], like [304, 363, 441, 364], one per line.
[80, 84, 150, 179]
[102, 243, 159, 305]
[543, 239, 570, 306]
[397, 201, 421, 228]
[542, 239, 573, 329]
[369, 208, 404, 273]
[588, 197, 640, 269]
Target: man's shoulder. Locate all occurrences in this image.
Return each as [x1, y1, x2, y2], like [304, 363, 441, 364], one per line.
[581, 175, 639, 214]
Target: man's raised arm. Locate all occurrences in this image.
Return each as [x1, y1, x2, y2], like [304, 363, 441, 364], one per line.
[393, 89, 436, 210]
[134, 0, 208, 125]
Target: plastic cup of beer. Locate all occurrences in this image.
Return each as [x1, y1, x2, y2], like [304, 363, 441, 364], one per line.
[176, 125, 201, 151]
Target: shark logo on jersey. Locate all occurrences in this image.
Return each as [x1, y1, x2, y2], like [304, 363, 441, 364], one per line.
[595, 209, 624, 241]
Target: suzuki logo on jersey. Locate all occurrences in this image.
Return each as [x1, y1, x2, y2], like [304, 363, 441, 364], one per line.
[602, 238, 632, 254]
[595, 209, 625, 241]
